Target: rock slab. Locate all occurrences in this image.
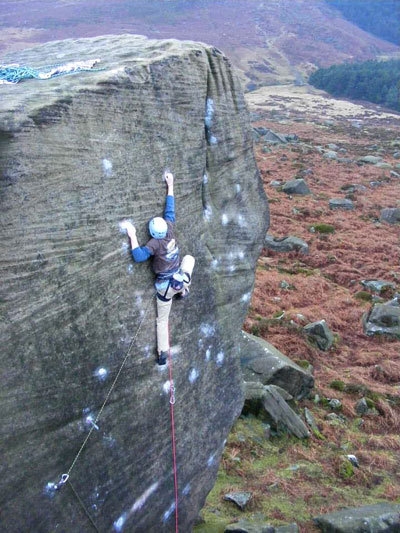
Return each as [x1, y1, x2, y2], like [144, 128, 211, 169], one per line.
[0, 35, 269, 532]
[313, 502, 400, 532]
[240, 332, 314, 400]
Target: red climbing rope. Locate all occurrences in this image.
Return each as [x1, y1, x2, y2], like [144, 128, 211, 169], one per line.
[168, 347, 179, 533]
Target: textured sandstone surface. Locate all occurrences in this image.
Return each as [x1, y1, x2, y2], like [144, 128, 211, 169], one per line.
[0, 35, 269, 531]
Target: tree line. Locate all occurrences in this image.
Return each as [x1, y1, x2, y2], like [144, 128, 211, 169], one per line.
[309, 59, 400, 112]
[325, 0, 399, 45]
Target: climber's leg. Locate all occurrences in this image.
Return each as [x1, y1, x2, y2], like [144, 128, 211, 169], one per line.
[156, 294, 173, 364]
[179, 255, 195, 296]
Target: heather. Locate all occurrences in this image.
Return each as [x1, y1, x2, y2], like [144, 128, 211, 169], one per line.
[196, 91, 400, 532]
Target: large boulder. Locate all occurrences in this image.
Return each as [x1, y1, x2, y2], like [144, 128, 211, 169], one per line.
[264, 234, 309, 254]
[380, 207, 400, 224]
[240, 332, 314, 399]
[244, 382, 310, 439]
[0, 35, 269, 532]
[303, 319, 334, 351]
[281, 178, 311, 196]
[363, 296, 400, 338]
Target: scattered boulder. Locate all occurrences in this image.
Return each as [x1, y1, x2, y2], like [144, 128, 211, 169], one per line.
[346, 454, 360, 468]
[261, 389, 311, 438]
[252, 128, 298, 145]
[328, 398, 342, 410]
[224, 492, 252, 510]
[354, 397, 378, 416]
[245, 381, 293, 402]
[329, 198, 354, 210]
[253, 126, 270, 136]
[363, 295, 400, 338]
[326, 413, 347, 424]
[313, 502, 400, 532]
[358, 155, 383, 164]
[354, 397, 369, 415]
[240, 332, 314, 400]
[282, 179, 311, 195]
[323, 150, 338, 160]
[361, 279, 396, 294]
[298, 168, 314, 177]
[338, 456, 357, 479]
[225, 519, 274, 532]
[276, 526, 299, 533]
[380, 207, 400, 224]
[341, 183, 367, 194]
[303, 320, 334, 351]
[225, 520, 298, 533]
[244, 383, 310, 439]
[304, 407, 319, 432]
[265, 235, 309, 254]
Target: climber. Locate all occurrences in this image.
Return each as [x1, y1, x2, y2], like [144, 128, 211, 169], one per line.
[121, 172, 195, 366]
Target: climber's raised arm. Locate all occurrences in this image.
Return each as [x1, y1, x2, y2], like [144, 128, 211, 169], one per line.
[163, 172, 175, 223]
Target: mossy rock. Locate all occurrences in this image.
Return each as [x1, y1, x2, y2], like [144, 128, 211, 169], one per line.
[338, 457, 355, 479]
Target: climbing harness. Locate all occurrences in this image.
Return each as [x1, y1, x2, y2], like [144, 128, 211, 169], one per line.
[155, 270, 185, 301]
[0, 59, 103, 84]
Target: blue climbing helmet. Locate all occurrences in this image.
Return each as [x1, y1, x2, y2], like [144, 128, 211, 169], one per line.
[149, 217, 168, 239]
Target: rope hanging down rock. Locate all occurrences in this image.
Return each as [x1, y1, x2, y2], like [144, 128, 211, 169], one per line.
[46, 293, 157, 529]
[0, 58, 102, 84]
[168, 345, 179, 533]
[47, 289, 180, 532]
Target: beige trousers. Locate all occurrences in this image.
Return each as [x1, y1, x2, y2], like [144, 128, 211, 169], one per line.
[156, 255, 195, 354]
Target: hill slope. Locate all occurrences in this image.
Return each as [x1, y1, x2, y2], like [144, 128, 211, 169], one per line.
[195, 86, 400, 533]
[1, 0, 399, 89]
[326, 0, 399, 46]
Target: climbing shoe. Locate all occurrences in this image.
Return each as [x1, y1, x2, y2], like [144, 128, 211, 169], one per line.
[157, 351, 168, 365]
[175, 287, 190, 300]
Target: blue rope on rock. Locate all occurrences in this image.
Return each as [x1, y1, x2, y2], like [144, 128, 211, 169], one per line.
[0, 59, 103, 84]
[0, 66, 41, 84]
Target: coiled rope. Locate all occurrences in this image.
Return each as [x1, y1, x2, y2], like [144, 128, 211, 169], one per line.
[0, 59, 103, 84]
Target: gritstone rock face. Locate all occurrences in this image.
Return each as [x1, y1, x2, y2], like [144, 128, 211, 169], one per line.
[0, 34, 269, 531]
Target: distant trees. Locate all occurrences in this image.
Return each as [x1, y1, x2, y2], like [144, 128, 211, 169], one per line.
[309, 59, 400, 112]
[325, 0, 399, 45]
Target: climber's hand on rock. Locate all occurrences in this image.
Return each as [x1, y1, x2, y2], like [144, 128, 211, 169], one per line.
[120, 220, 136, 236]
[164, 172, 174, 187]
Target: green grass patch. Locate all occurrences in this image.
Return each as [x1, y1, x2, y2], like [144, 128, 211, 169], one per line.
[309, 223, 335, 234]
